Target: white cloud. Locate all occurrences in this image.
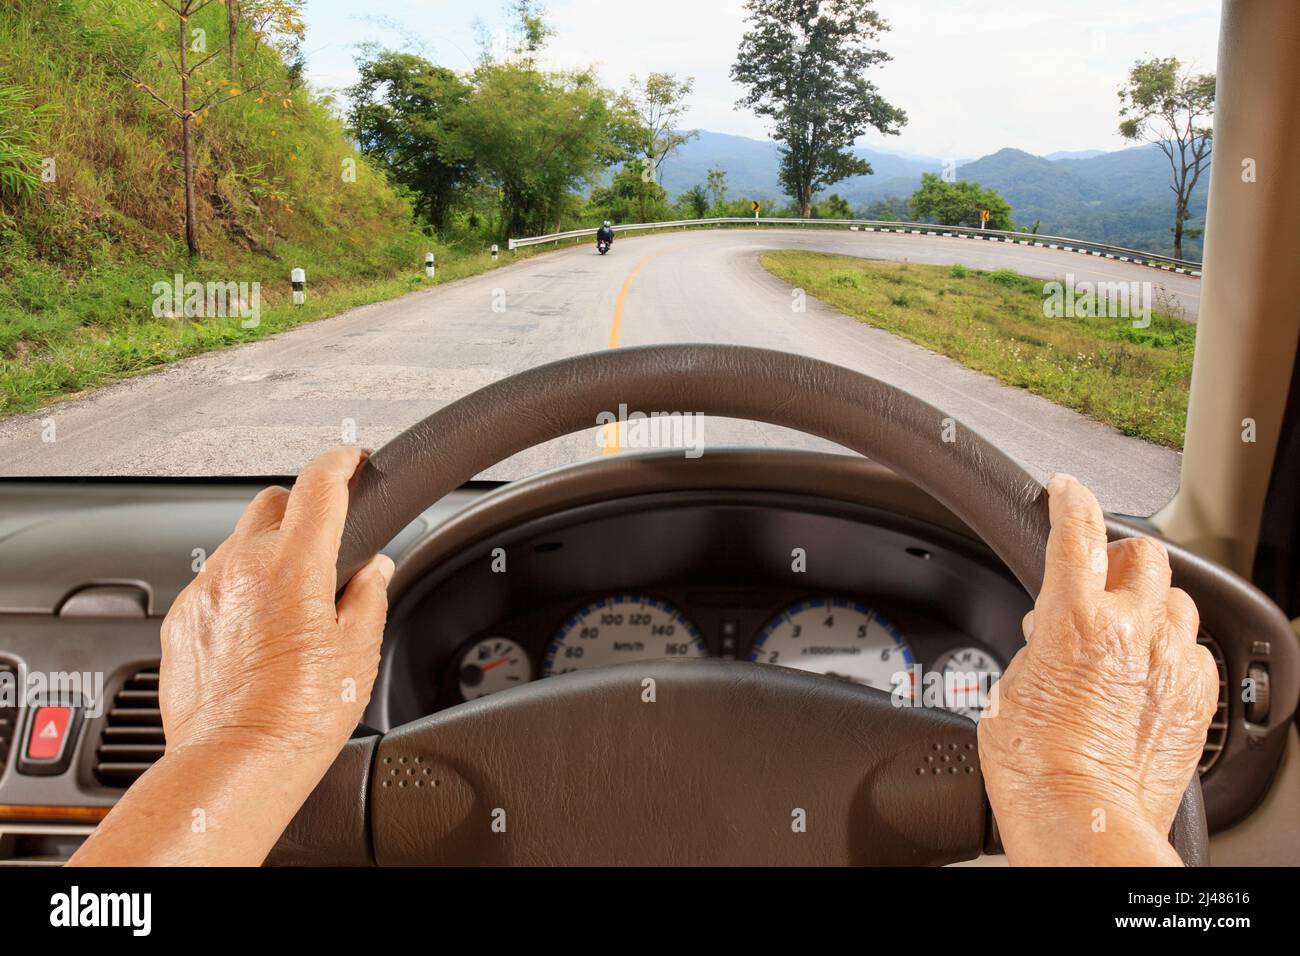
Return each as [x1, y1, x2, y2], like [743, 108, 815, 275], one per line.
[303, 0, 1221, 158]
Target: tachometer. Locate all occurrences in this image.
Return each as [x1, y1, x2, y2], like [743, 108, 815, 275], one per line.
[749, 597, 912, 691]
[543, 595, 705, 676]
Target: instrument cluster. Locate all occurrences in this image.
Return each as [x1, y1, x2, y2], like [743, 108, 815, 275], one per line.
[449, 590, 1005, 722]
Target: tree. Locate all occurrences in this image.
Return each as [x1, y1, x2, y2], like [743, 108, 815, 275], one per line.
[731, 0, 905, 218]
[115, 0, 268, 256]
[508, 0, 553, 57]
[241, 0, 306, 52]
[860, 195, 909, 222]
[347, 49, 475, 230]
[221, 1, 304, 79]
[447, 63, 630, 237]
[680, 184, 709, 219]
[625, 73, 697, 179]
[812, 192, 851, 219]
[591, 163, 669, 223]
[436, 1, 635, 237]
[909, 173, 1012, 230]
[705, 167, 728, 209]
[1118, 57, 1214, 261]
[226, 0, 239, 79]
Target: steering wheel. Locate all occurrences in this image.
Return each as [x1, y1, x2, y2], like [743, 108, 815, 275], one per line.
[271, 344, 1206, 866]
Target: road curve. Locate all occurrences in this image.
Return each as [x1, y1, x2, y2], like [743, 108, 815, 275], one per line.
[0, 228, 1188, 515]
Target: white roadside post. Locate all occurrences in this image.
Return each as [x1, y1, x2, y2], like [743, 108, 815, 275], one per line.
[291, 268, 305, 305]
[491, 244, 499, 262]
[425, 252, 435, 278]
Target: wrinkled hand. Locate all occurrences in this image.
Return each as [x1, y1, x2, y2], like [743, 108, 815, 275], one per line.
[160, 447, 394, 763]
[978, 474, 1219, 866]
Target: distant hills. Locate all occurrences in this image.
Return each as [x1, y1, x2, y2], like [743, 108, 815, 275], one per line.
[657, 131, 1208, 259]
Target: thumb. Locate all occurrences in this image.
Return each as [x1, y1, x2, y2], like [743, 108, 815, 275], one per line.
[337, 553, 394, 645]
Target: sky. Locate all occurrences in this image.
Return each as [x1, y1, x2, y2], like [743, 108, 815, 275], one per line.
[299, 0, 1222, 159]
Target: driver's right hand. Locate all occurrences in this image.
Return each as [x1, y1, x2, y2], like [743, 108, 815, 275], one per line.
[977, 474, 1220, 865]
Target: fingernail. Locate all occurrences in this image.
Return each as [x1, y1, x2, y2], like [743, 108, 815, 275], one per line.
[373, 554, 395, 585]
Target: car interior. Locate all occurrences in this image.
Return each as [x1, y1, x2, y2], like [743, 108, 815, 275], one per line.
[1, 1, 1298, 867]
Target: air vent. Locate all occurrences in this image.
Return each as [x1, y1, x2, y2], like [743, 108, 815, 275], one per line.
[0, 661, 16, 776]
[1198, 633, 1229, 776]
[95, 667, 164, 786]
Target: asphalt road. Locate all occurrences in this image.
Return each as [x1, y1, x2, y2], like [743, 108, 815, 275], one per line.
[0, 228, 1192, 515]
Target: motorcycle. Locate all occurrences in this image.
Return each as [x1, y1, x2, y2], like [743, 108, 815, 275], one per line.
[596, 237, 611, 255]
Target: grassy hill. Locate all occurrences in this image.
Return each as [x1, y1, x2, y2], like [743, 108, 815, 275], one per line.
[0, 0, 443, 414]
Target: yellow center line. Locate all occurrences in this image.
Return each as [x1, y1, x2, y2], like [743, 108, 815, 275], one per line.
[603, 253, 658, 455]
[608, 254, 657, 349]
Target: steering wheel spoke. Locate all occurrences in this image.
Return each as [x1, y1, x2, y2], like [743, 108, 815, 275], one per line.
[274, 660, 988, 866]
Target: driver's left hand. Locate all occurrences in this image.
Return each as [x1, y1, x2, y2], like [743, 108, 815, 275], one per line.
[160, 446, 393, 762]
[70, 447, 393, 866]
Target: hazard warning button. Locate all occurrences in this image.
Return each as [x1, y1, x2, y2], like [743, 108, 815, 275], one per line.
[20, 705, 81, 774]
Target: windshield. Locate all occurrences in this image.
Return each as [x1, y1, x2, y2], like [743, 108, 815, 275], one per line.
[0, 0, 1217, 516]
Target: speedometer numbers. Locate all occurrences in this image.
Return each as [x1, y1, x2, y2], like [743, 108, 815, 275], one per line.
[749, 598, 913, 691]
[543, 595, 706, 676]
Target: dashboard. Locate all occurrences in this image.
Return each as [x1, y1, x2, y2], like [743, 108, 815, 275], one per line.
[0, 449, 1296, 865]
[378, 491, 1032, 729]
[429, 592, 1003, 721]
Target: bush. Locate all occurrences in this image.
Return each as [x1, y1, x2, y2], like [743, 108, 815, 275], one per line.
[985, 268, 1035, 291]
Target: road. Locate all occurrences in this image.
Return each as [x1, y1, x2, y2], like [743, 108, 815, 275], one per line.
[0, 228, 1192, 515]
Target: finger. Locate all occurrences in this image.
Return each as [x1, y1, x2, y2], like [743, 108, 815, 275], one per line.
[279, 446, 368, 556]
[1164, 587, 1200, 644]
[336, 553, 394, 641]
[233, 485, 290, 537]
[1021, 610, 1035, 641]
[1104, 536, 1172, 603]
[1188, 641, 1222, 725]
[1041, 473, 1110, 603]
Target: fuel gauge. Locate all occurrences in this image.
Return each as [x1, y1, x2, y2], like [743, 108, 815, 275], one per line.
[933, 645, 1003, 721]
[458, 637, 531, 701]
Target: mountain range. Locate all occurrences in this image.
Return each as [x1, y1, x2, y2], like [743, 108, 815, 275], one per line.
[657, 131, 1209, 259]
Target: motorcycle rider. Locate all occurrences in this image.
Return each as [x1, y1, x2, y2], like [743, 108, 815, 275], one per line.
[596, 220, 615, 249]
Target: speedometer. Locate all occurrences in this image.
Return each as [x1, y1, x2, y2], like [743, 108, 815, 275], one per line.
[543, 594, 706, 676]
[749, 597, 913, 691]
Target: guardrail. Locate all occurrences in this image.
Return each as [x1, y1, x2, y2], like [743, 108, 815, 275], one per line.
[508, 217, 1203, 275]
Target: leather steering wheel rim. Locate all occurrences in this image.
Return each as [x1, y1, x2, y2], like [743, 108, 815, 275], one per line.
[330, 343, 1206, 865]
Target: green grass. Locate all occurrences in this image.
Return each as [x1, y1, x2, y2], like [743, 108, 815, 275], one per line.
[0, 237, 564, 417]
[0, 0, 531, 416]
[759, 251, 1194, 448]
